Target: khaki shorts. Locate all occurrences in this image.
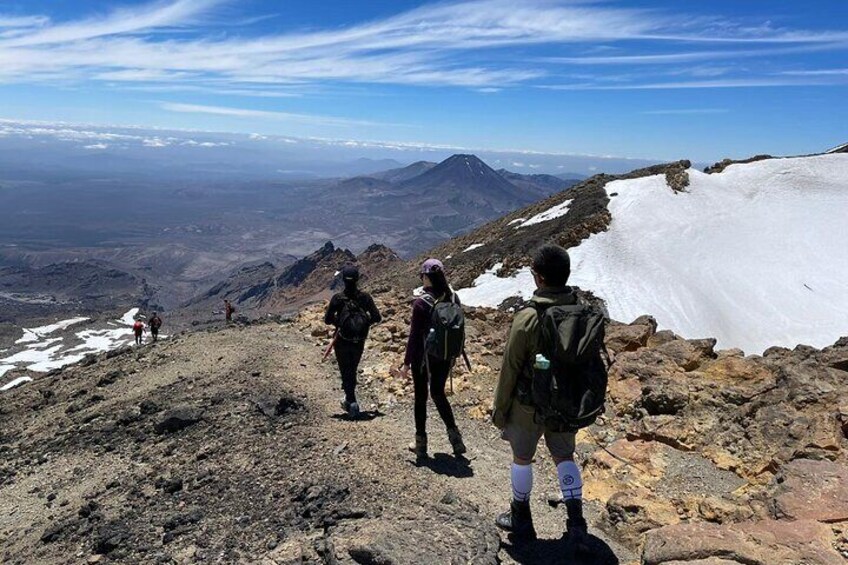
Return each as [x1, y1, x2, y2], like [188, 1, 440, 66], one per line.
[501, 401, 576, 461]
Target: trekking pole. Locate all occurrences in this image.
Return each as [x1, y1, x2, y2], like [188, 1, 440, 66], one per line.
[321, 330, 338, 363]
[461, 349, 472, 371]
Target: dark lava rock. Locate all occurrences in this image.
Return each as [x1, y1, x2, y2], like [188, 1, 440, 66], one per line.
[254, 394, 303, 418]
[153, 407, 203, 434]
[94, 523, 130, 554]
[40, 521, 71, 543]
[138, 400, 160, 415]
[97, 371, 120, 387]
[157, 477, 183, 494]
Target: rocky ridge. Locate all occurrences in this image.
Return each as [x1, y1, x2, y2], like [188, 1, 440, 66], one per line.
[295, 294, 848, 564]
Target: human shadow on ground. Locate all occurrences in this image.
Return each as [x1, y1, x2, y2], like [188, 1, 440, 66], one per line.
[410, 453, 475, 478]
[502, 533, 619, 565]
[330, 409, 385, 422]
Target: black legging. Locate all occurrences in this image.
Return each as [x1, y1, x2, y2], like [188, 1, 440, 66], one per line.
[335, 338, 365, 404]
[413, 355, 457, 436]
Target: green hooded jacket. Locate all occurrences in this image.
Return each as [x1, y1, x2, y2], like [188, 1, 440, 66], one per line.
[492, 286, 578, 428]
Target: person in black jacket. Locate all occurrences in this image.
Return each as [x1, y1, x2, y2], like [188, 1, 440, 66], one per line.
[324, 265, 382, 418]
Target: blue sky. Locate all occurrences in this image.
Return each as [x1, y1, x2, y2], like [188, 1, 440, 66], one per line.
[0, 0, 846, 162]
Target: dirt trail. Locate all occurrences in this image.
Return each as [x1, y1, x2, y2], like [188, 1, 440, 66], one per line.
[0, 321, 632, 564]
[290, 325, 633, 564]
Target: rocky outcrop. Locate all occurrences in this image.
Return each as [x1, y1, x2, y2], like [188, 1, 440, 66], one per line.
[704, 155, 773, 174]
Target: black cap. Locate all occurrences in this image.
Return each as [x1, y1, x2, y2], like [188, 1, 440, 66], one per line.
[341, 265, 360, 282]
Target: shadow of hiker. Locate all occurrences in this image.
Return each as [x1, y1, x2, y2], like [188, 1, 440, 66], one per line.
[410, 453, 475, 478]
[330, 409, 385, 422]
[502, 533, 619, 565]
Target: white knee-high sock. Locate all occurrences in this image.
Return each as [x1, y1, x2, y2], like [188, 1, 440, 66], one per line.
[557, 460, 583, 501]
[511, 463, 533, 502]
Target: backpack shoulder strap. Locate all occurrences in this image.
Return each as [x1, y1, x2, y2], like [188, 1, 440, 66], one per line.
[420, 292, 438, 308]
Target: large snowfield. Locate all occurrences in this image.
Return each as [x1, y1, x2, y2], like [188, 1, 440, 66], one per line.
[461, 154, 848, 354]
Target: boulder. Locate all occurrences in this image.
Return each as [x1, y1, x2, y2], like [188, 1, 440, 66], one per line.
[653, 339, 716, 371]
[642, 519, 843, 565]
[154, 407, 204, 434]
[771, 459, 848, 523]
[606, 319, 655, 354]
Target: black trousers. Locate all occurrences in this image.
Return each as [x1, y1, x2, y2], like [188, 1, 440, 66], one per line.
[413, 355, 457, 436]
[334, 338, 365, 404]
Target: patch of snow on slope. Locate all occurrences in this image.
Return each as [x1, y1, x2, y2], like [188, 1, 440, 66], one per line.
[508, 218, 526, 226]
[1, 344, 65, 365]
[463, 243, 485, 253]
[15, 317, 89, 344]
[456, 263, 535, 308]
[120, 308, 140, 325]
[516, 200, 572, 228]
[1, 376, 32, 391]
[70, 327, 134, 355]
[0, 365, 15, 379]
[568, 154, 848, 354]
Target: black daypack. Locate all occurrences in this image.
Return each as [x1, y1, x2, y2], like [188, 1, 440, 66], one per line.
[337, 294, 370, 341]
[423, 293, 465, 361]
[530, 302, 609, 432]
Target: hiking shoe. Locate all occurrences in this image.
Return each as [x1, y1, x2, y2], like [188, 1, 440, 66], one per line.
[340, 398, 350, 413]
[495, 500, 537, 541]
[447, 427, 467, 456]
[348, 402, 360, 419]
[408, 434, 427, 458]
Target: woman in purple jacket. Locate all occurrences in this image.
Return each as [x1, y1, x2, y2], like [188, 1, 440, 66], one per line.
[399, 258, 467, 459]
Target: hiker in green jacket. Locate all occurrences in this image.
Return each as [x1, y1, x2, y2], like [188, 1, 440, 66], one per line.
[492, 244, 590, 549]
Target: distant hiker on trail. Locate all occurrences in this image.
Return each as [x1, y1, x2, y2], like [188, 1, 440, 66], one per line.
[224, 299, 235, 323]
[149, 312, 162, 342]
[324, 265, 382, 419]
[398, 258, 467, 459]
[492, 244, 609, 551]
[132, 318, 145, 345]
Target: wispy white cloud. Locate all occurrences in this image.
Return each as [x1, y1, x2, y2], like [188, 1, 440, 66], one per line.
[540, 77, 846, 90]
[0, 0, 846, 95]
[781, 68, 848, 76]
[0, 15, 49, 29]
[160, 102, 394, 128]
[539, 42, 848, 66]
[2, 0, 224, 47]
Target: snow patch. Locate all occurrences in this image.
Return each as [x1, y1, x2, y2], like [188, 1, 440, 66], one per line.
[508, 218, 526, 226]
[568, 154, 848, 354]
[15, 317, 89, 344]
[0, 365, 15, 379]
[518, 199, 572, 228]
[456, 263, 535, 308]
[463, 243, 485, 253]
[120, 308, 140, 326]
[1, 376, 32, 391]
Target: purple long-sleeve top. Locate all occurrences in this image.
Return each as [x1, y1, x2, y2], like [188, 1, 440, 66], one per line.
[403, 288, 461, 368]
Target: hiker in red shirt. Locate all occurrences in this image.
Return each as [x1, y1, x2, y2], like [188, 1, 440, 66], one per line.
[132, 319, 145, 345]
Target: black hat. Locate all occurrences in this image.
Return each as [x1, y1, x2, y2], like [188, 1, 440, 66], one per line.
[341, 265, 360, 282]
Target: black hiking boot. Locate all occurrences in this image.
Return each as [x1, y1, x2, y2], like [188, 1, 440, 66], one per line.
[348, 401, 360, 419]
[565, 499, 590, 553]
[447, 427, 467, 456]
[408, 434, 427, 459]
[495, 500, 537, 541]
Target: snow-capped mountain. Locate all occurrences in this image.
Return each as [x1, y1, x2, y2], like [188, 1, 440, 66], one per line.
[417, 153, 847, 354]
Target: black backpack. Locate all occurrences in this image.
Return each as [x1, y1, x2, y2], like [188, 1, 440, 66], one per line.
[337, 294, 370, 341]
[423, 293, 465, 361]
[530, 302, 609, 432]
